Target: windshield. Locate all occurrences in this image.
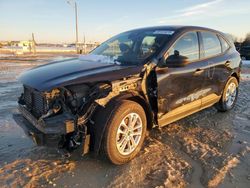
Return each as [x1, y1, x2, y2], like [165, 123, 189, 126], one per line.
[90, 29, 174, 65]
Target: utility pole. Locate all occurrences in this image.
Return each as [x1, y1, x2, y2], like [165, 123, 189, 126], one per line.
[74, 2, 78, 45]
[32, 33, 36, 54]
[67, 0, 79, 53]
[83, 32, 86, 54]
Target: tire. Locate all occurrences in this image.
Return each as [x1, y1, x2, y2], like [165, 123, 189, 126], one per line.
[102, 100, 147, 165]
[215, 77, 239, 112]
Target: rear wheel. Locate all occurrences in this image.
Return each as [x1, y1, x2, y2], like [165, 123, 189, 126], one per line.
[102, 100, 147, 165]
[215, 77, 239, 112]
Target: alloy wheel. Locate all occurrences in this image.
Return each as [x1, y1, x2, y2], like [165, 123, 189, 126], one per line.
[116, 113, 143, 155]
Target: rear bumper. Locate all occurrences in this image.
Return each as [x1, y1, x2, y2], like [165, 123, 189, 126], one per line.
[14, 104, 76, 146]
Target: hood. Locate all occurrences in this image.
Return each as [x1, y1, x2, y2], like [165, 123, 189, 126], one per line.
[19, 58, 143, 91]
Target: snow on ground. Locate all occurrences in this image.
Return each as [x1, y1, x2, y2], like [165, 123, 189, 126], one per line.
[242, 60, 250, 65]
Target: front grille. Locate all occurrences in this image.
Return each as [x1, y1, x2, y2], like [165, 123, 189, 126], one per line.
[23, 86, 48, 118]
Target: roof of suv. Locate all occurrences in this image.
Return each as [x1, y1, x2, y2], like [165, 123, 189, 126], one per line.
[129, 25, 234, 47]
[130, 25, 222, 34]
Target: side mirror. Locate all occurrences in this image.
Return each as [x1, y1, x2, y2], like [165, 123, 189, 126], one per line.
[165, 50, 190, 68]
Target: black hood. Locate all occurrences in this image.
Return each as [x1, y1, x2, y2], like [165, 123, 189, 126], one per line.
[19, 58, 143, 91]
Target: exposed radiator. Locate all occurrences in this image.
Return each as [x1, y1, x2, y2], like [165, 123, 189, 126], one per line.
[23, 86, 48, 118]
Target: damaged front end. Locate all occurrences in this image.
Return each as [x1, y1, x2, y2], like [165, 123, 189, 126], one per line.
[16, 82, 111, 154]
[14, 61, 159, 156]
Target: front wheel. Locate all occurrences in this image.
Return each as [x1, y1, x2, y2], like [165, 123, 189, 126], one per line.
[102, 100, 147, 165]
[215, 76, 239, 112]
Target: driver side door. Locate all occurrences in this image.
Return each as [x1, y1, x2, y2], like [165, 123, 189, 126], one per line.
[156, 31, 207, 126]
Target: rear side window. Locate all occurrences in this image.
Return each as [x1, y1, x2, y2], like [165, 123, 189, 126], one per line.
[201, 32, 221, 58]
[169, 32, 199, 62]
[219, 36, 230, 52]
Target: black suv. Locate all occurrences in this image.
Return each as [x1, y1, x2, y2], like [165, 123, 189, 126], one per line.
[16, 26, 241, 164]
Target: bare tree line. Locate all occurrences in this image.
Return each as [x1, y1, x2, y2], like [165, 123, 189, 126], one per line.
[231, 33, 250, 45]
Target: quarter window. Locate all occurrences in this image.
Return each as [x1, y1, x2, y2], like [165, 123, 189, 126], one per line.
[168, 32, 199, 62]
[201, 32, 221, 58]
[219, 36, 230, 52]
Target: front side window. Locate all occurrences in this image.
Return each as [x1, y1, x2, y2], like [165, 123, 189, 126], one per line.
[168, 32, 199, 62]
[201, 32, 221, 58]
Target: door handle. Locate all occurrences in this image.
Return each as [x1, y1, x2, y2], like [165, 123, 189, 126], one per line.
[194, 68, 204, 75]
[225, 61, 231, 67]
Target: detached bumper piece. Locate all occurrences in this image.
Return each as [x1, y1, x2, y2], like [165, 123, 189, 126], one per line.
[14, 104, 75, 146]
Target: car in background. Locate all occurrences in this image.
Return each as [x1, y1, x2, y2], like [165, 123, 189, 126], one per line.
[240, 46, 250, 60]
[234, 42, 241, 52]
[15, 26, 241, 164]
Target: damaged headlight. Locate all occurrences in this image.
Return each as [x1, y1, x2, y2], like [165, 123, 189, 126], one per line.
[64, 84, 90, 112]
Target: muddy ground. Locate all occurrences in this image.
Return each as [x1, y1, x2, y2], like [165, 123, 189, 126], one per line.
[0, 54, 249, 188]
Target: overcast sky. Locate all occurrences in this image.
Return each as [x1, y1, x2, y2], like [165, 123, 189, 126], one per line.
[1, 0, 250, 43]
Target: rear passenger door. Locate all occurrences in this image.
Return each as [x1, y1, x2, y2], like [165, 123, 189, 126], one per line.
[199, 31, 231, 100]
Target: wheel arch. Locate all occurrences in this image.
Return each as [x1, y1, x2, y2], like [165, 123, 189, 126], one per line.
[104, 91, 154, 130]
[231, 72, 240, 83]
[123, 94, 154, 130]
[90, 91, 153, 154]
